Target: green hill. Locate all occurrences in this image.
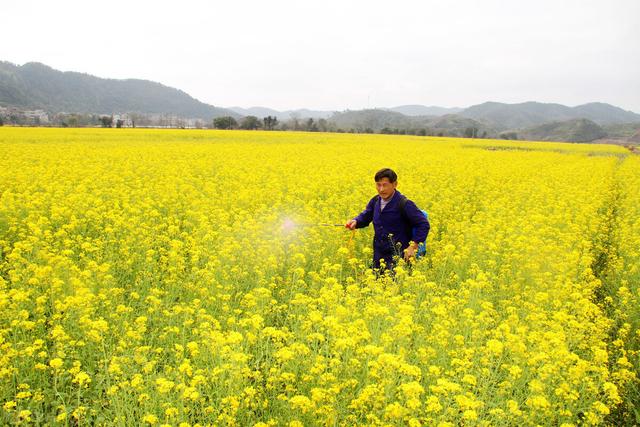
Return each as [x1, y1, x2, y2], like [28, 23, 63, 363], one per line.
[600, 122, 640, 138]
[328, 109, 417, 131]
[0, 61, 238, 119]
[461, 101, 640, 130]
[519, 118, 607, 142]
[327, 109, 495, 137]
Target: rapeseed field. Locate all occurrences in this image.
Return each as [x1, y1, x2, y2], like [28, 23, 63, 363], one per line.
[0, 128, 638, 426]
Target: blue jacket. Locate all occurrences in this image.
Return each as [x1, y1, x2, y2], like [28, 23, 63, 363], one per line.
[354, 190, 430, 256]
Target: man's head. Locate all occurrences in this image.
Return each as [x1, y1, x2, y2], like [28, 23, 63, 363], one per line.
[374, 168, 398, 200]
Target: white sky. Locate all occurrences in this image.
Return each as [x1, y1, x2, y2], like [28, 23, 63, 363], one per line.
[3, 0, 639, 112]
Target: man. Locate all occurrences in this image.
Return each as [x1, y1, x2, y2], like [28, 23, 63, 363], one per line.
[346, 168, 430, 271]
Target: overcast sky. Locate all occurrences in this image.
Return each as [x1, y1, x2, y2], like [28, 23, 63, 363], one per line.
[3, 0, 639, 112]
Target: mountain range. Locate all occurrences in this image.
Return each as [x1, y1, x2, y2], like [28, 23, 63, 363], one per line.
[460, 101, 640, 130]
[1, 60, 639, 142]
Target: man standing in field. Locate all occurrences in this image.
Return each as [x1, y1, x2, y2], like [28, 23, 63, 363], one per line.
[346, 168, 430, 271]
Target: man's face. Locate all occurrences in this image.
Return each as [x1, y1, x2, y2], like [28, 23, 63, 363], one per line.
[376, 178, 397, 200]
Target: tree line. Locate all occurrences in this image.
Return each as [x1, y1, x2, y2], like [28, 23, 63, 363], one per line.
[213, 115, 337, 132]
[0, 111, 519, 140]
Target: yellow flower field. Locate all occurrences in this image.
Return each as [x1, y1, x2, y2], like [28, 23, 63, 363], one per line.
[0, 128, 638, 426]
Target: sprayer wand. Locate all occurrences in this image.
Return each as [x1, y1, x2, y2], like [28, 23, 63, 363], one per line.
[281, 218, 347, 231]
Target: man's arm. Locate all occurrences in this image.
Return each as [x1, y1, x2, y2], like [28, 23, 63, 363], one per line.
[404, 199, 430, 243]
[347, 196, 376, 229]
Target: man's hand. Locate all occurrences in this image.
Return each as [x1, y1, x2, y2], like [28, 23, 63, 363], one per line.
[345, 219, 357, 230]
[404, 242, 418, 262]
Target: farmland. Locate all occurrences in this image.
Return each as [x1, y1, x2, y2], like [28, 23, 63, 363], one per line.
[1, 128, 639, 425]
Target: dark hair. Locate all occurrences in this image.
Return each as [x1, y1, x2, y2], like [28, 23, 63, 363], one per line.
[374, 168, 397, 183]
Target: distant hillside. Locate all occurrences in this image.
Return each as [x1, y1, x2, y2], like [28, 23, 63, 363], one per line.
[229, 106, 283, 119]
[290, 109, 334, 120]
[328, 109, 416, 131]
[600, 122, 640, 138]
[460, 101, 640, 130]
[572, 103, 640, 124]
[386, 105, 463, 116]
[3, 60, 639, 141]
[519, 118, 607, 143]
[327, 109, 495, 137]
[317, 102, 640, 141]
[229, 106, 334, 121]
[0, 61, 238, 119]
[429, 114, 492, 135]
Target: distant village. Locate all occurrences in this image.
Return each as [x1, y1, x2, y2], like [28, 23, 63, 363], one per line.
[0, 106, 209, 129]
